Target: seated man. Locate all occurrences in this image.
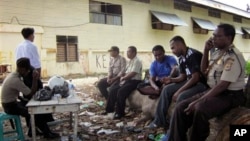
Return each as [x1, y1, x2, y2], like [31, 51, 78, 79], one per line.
[1, 58, 59, 139]
[103, 46, 142, 119]
[168, 24, 246, 141]
[97, 46, 126, 100]
[149, 36, 208, 129]
[137, 45, 178, 97]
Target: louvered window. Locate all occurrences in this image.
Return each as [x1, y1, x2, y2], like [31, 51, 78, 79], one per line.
[56, 36, 78, 62]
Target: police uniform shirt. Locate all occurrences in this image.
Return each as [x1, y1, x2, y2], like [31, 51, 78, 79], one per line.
[207, 45, 245, 90]
[108, 55, 126, 78]
[179, 47, 204, 81]
[125, 56, 142, 80]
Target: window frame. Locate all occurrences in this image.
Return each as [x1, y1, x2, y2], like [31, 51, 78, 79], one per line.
[89, 0, 122, 26]
[133, 0, 150, 3]
[56, 35, 79, 62]
[233, 15, 242, 23]
[174, 0, 192, 12]
[208, 8, 221, 18]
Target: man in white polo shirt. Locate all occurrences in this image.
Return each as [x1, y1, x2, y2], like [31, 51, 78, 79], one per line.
[16, 27, 41, 74]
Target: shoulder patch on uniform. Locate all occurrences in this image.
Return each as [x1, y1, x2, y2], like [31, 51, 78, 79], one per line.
[224, 58, 234, 71]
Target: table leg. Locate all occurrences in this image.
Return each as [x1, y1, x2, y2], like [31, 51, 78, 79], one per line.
[69, 112, 73, 129]
[31, 114, 36, 141]
[73, 111, 78, 141]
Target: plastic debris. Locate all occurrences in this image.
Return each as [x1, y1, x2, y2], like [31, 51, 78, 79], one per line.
[79, 122, 92, 127]
[97, 128, 120, 135]
[96, 101, 104, 106]
[154, 133, 165, 141]
[80, 104, 89, 109]
[78, 111, 95, 116]
[115, 122, 124, 127]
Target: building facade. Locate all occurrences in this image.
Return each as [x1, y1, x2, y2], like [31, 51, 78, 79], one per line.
[0, 0, 250, 77]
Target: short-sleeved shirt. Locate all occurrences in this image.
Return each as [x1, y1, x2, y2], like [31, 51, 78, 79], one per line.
[207, 45, 245, 90]
[125, 56, 142, 80]
[15, 40, 41, 69]
[1, 72, 31, 103]
[108, 55, 126, 78]
[179, 47, 205, 83]
[149, 55, 178, 79]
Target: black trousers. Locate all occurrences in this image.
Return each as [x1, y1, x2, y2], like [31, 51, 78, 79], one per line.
[105, 80, 141, 115]
[2, 101, 52, 135]
[97, 77, 119, 100]
[168, 89, 246, 141]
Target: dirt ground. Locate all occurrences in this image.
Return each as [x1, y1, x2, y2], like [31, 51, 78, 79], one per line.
[1, 77, 166, 141]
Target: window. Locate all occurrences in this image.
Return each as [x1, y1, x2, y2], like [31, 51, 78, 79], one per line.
[233, 15, 242, 23]
[208, 8, 221, 18]
[151, 15, 173, 30]
[192, 17, 216, 34]
[133, 0, 150, 3]
[56, 36, 78, 62]
[242, 27, 250, 39]
[193, 21, 208, 34]
[89, 0, 122, 25]
[174, 0, 192, 12]
[151, 11, 187, 31]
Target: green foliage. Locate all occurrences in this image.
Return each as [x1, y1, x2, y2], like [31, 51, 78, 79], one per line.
[246, 61, 250, 75]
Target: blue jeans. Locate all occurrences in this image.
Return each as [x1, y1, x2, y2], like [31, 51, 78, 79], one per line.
[152, 81, 208, 128]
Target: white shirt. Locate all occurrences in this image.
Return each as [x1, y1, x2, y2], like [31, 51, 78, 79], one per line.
[15, 40, 41, 69]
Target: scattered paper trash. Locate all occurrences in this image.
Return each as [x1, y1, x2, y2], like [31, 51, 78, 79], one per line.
[89, 125, 102, 130]
[97, 101, 104, 106]
[78, 111, 95, 116]
[97, 128, 120, 135]
[79, 122, 92, 127]
[127, 121, 136, 127]
[82, 98, 95, 104]
[116, 121, 124, 127]
[80, 104, 89, 109]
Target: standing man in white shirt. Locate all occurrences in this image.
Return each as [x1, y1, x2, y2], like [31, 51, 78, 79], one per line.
[16, 27, 41, 75]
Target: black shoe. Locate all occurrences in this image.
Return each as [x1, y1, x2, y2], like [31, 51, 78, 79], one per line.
[49, 131, 60, 137]
[113, 113, 123, 120]
[44, 132, 60, 139]
[101, 111, 108, 115]
[27, 129, 44, 137]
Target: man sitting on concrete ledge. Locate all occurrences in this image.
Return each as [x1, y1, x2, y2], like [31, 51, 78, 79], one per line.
[167, 24, 246, 141]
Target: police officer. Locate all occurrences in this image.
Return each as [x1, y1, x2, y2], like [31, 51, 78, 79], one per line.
[168, 24, 246, 141]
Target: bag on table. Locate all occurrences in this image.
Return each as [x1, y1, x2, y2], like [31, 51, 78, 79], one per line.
[34, 86, 53, 101]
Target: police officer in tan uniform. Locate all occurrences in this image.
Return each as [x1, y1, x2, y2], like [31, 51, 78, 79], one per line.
[167, 24, 246, 141]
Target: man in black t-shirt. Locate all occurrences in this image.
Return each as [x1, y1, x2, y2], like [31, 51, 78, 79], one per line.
[149, 36, 208, 129]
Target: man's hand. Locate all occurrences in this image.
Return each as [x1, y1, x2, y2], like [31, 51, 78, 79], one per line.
[152, 85, 160, 91]
[161, 77, 171, 85]
[172, 91, 180, 102]
[32, 70, 39, 80]
[107, 78, 113, 84]
[184, 100, 199, 115]
[204, 37, 214, 51]
[120, 76, 125, 81]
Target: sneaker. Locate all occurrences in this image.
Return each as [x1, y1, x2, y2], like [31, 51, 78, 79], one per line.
[100, 111, 108, 115]
[145, 122, 158, 129]
[161, 133, 169, 141]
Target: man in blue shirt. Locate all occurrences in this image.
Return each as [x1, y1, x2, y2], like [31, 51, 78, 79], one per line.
[149, 45, 178, 92]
